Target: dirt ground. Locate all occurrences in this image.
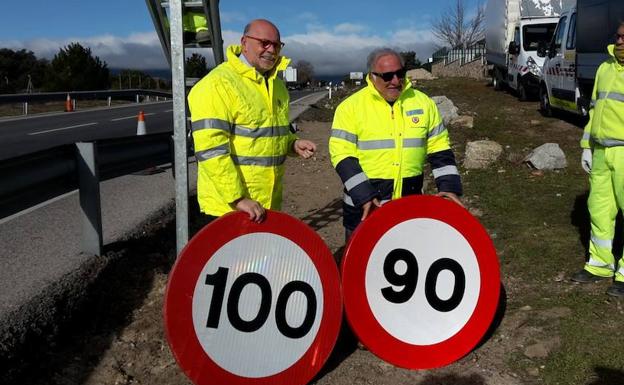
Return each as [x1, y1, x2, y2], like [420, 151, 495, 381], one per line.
[8, 81, 618, 385]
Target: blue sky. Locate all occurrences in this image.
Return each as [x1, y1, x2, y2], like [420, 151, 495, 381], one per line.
[0, 0, 483, 75]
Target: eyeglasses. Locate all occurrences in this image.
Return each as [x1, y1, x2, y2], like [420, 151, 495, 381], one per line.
[615, 33, 624, 42]
[245, 35, 285, 50]
[371, 68, 407, 82]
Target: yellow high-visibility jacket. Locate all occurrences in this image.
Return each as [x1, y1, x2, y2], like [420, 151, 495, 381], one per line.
[188, 45, 297, 217]
[330, 75, 460, 199]
[581, 44, 624, 149]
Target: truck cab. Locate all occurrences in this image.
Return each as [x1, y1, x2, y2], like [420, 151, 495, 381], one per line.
[505, 18, 558, 100]
[485, 0, 564, 101]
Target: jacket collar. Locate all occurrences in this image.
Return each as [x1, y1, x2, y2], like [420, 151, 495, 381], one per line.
[607, 44, 624, 71]
[226, 44, 291, 82]
[364, 73, 413, 103]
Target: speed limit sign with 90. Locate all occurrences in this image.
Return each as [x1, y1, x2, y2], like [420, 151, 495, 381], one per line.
[164, 211, 342, 385]
[341, 195, 500, 369]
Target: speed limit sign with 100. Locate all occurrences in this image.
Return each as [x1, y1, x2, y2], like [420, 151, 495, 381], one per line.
[164, 211, 342, 385]
[341, 195, 501, 369]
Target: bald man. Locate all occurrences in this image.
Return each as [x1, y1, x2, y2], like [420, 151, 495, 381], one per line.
[188, 19, 316, 223]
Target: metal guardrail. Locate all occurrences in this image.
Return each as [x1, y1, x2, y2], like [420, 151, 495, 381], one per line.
[0, 89, 173, 104]
[0, 133, 174, 255]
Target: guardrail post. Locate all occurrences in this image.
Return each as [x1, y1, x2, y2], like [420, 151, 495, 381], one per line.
[136, 94, 140, 103]
[76, 142, 103, 256]
[23, 102, 28, 115]
[107, 96, 111, 107]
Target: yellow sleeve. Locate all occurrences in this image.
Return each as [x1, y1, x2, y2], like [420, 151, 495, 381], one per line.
[581, 68, 599, 149]
[329, 101, 358, 167]
[426, 99, 452, 154]
[188, 78, 246, 204]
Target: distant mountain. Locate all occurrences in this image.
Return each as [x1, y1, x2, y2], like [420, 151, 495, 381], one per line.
[109, 68, 350, 84]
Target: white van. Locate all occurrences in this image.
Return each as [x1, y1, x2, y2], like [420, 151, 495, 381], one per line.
[539, 0, 624, 116]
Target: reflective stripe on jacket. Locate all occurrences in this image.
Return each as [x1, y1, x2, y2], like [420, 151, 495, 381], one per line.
[329, 74, 461, 208]
[582, 44, 624, 149]
[188, 44, 297, 216]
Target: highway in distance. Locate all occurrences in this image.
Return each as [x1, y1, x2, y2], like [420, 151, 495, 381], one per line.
[0, 89, 316, 161]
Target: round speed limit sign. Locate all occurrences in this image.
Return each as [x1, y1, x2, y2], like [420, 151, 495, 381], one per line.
[342, 195, 500, 369]
[164, 211, 342, 385]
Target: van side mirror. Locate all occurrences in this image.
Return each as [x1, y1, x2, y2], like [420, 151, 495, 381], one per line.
[548, 43, 556, 58]
[508, 41, 519, 55]
[537, 41, 548, 57]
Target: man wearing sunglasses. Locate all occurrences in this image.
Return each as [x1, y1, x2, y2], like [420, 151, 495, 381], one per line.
[188, 19, 316, 223]
[329, 48, 462, 240]
[571, 23, 624, 297]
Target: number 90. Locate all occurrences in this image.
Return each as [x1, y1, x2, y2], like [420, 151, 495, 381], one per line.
[381, 248, 466, 312]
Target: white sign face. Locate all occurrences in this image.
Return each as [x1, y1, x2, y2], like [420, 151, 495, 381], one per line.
[284, 67, 298, 82]
[192, 232, 323, 378]
[365, 218, 480, 345]
[349, 72, 364, 80]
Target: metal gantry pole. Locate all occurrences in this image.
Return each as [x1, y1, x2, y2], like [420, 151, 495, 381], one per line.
[209, 0, 224, 65]
[170, 0, 189, 255]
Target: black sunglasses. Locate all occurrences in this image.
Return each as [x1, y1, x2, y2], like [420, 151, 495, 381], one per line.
[371, 68, 407, 82]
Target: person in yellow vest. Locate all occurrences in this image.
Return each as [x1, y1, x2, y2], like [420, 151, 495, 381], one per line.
[571, 23, 624, 297]
[188, 19, 316, 223]
[329, 47, 463, 240]
[183, 11, 210, 44]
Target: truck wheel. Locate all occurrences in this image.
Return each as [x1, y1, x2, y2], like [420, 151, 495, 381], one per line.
[493, 70, 502, 91]
[517, 82, 528, 101]
[539, 86, 553, 117]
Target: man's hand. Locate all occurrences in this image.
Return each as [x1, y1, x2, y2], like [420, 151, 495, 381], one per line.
[293, 139, 316, 159]
[361, 198, 381, 221]
[234, 198, 265, 223]
[581, 148, 592, 174]
[436, 191, 464, 208]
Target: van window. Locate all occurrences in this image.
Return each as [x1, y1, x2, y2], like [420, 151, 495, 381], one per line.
[522, 23, 557, 51]
[566, 13, 576, 50]
[554, 16, 568, 53]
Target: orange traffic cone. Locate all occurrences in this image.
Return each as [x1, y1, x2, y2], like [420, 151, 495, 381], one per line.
[64, 94, 73, 112]
[136, 111, 146, 135]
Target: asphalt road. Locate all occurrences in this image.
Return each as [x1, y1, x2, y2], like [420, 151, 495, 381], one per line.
[0, 90, 329, 365]
[0, 89, 317, 161]
[0, 102, 173, 161]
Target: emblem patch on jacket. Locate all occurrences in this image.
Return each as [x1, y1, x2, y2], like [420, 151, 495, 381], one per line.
[412, 117, 420, 124]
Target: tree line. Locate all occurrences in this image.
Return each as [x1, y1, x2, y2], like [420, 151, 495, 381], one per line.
[0, 42, 170, 94]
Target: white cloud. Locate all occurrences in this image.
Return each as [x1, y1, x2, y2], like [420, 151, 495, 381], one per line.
[0, 24, 438, 76]
[0, 32, 167, 70]
[333, 23, 366, 34]
[281, 28, 438, 76]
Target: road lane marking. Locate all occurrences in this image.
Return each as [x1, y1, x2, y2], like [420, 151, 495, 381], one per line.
[28, 122, 98, 135]
[111, 112, 157, 121]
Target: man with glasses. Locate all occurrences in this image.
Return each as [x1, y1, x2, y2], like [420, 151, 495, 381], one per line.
[188, 19, 316, 223]
[571, 23, 624, 297]
[329, 47, 462, 240]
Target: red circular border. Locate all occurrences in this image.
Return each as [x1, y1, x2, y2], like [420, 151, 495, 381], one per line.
[341, 195, 500, 369]
[164, 210, 343, 385]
